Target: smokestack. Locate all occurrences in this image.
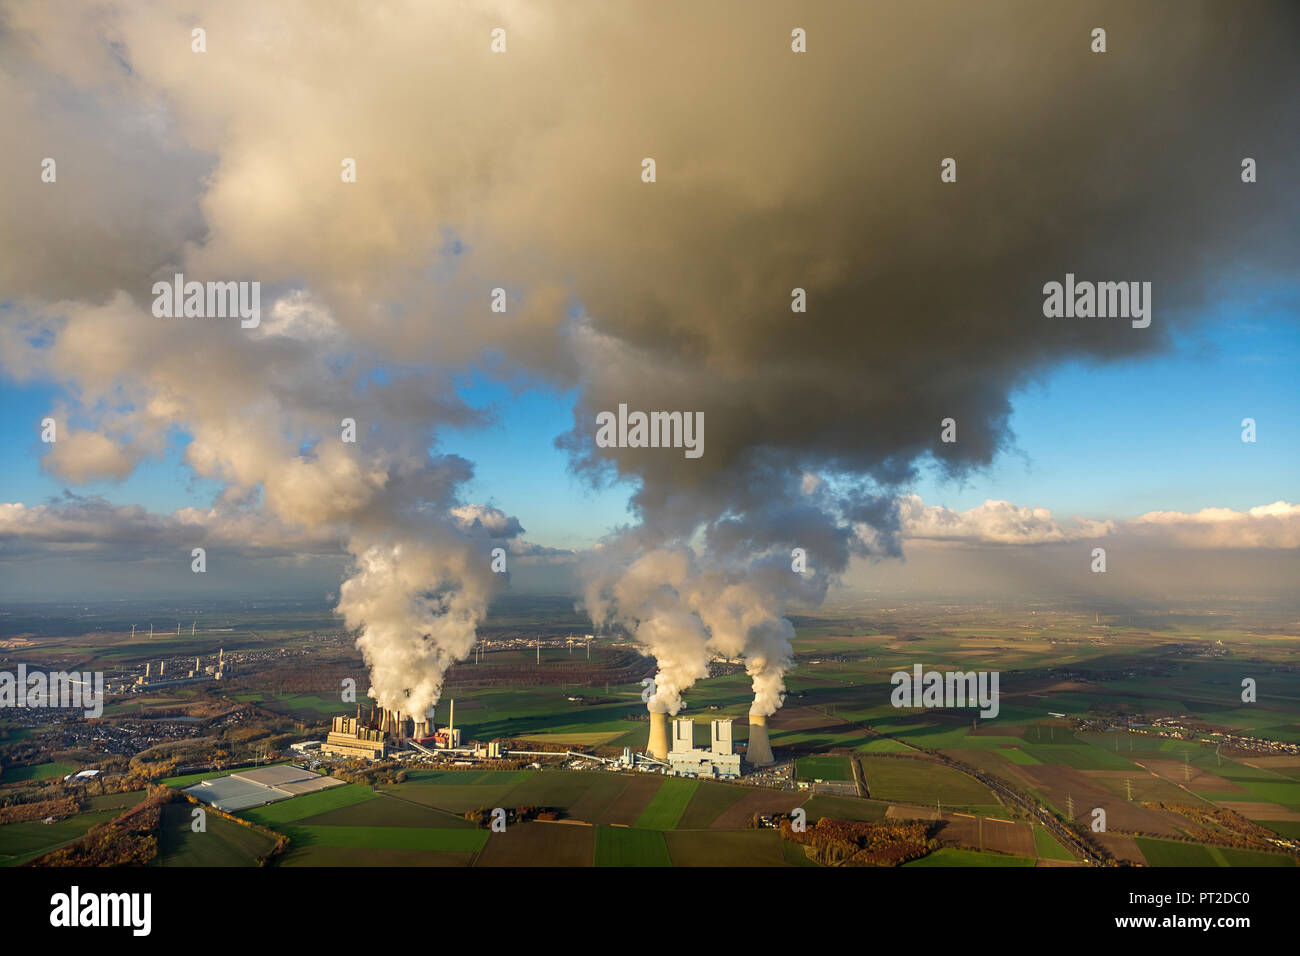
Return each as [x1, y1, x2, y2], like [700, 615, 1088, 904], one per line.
[746, 713, 775, 766]
[646, 711, 669, 761]
[449, 699, 454, 734]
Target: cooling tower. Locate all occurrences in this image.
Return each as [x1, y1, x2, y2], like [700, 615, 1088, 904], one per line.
[646, 710, 669, 760]
[746, 713, 775, 766]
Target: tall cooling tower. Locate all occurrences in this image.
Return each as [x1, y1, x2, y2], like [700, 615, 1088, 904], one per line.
[747, 713, 775, 766]
[646, 711, 669, 760]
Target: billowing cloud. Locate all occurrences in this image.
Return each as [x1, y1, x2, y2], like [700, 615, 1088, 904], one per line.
[899, 495, 1114, 545]
[897, 497, 1300, 550]
[1126, 501, 1300, 550]
[1, 2, 1297, 708]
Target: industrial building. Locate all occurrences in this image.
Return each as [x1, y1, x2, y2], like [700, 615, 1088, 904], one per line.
[320, 700, 463, 761]
[184, 765, 344, 812]
[322, 713, 389, 760]
[665, 717, 740, 778]
[645, 709, 773, 773]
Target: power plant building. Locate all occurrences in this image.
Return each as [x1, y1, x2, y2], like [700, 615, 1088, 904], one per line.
[322, 702, 461, 760]
[665, 717, 740, 778]
[322, 714, 389, 760]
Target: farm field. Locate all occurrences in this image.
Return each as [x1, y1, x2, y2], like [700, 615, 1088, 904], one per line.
[240, 784, 376, 827]
[860, 756, 1000, 811]
[154, 803, 278, 866]
[595, 825, 671, 866]
[1, 761, 75, 783]
[634, 778, 698, 830]
[1134, 837, 1294, 868]
[796, 756, 853, 781]
[0, 809, 122, 866]
[1032, 826, 1076, 862]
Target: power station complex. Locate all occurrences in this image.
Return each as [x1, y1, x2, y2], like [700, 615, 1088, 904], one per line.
[322, 701, 465, 760]
[645, 710, 775, 774]
[317, 697, 774, 778]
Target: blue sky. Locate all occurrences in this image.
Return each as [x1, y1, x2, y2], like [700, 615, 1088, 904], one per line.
[2, 304, 1296, 549]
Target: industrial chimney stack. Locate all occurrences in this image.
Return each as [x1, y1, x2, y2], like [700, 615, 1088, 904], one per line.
[746, 713, 775, 766]
[646, 711, 669, 761]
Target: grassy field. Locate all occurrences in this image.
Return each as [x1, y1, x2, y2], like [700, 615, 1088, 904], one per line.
[1, 761, 76, 783]
[860, 756, 999, 810]
[88, 790, 148, 811]
[0, 810, 121, 866]
[796, 756, 853, 781]
[295, 791, 473, 828]
[1133, 838, 1219, 867]
[676, 781, 749, 828]
[280, 824, 488, 852]
[155, 803, 278, 866]
[634, 778, 698, 830]
[1032, 826, 1076, 861]
[240, 783, 376, 827]
[1135, 837, 1295, 867]
[594, 825, 671, 866]
[803, 794, 890, 822]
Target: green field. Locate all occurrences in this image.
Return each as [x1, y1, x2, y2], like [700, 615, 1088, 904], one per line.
[860, 757, 998, 810]
[1135, 837, 1294, 867]
[595, 825, 671, 866]
[0, 810, 120, 866]
[1032, 826, 1075, 861]
[1134, 838, 1219, 867]
[1, 761, 76, 783]
[88, 790, 148, 811]
[796, 756, 853, 781]
[803, 794, 890, 822]
[297, 792, 473, 828]
[634, 778, 698, 830]
[676, 781, 749, 828]
[155, 803, 278, 866]
[240, 784, 376, 827]
[280, 824, 488, 852]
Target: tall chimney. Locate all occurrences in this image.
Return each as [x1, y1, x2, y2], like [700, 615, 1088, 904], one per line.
[646, 711, 669, 761]
[746, 713, 775, 766]
[449, 699, 454, 734]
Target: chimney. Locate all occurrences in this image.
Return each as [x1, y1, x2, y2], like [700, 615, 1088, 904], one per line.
[746, 713, 775, 766]
[646, 711, 669, 761]
[449, 699, 454, 734]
